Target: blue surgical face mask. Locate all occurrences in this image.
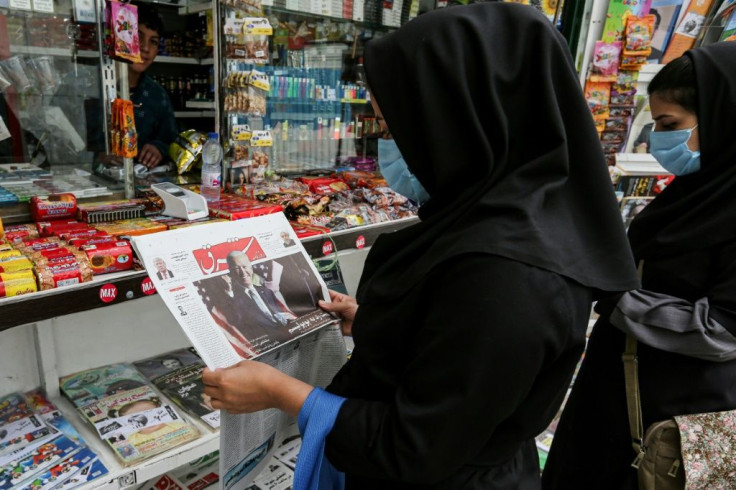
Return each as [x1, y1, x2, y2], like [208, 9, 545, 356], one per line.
[649, 125, 701, 176]
[377, 138, 430, 204]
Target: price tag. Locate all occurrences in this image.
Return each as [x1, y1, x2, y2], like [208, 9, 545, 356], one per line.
[32, 0, 54, 12]
[322, 241, 333, 256]
[355, 235, 365, 249]
[9, 0, 31, 10]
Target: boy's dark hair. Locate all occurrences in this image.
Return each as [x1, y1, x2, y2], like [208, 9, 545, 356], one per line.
[648, 54, 697, 114]
[133, 1, 165, 37]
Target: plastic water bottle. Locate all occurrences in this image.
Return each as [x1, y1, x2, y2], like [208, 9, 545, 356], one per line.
[201, 132, 222, 204]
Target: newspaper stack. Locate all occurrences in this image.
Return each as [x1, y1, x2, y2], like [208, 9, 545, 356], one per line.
[134, 348, 220, 431]
[143, 450, 220, 489]
[60, 363, 200, 465]
[0, 390, 108, 490]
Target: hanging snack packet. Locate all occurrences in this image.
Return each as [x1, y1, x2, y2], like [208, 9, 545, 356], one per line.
[246, 70, 269, 115]
[249, 130, 273, 184]
[243, 18, 272, 64]
[624, 15, 656, 56]
[584, 81, 611, 120]
[121, 99, 138, 158]
[107, 0, 143, 63]
[590, 41, 622, 82]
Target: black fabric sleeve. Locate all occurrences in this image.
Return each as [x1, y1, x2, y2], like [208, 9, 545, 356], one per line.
[323, 256, 577, 484]
[705, 242, 736, 336]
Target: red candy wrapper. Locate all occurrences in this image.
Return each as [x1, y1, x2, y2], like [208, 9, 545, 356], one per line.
[208, 195, 283, 220]
[82, 241, 134, 274]
[36, 220, 90, 237]
[30, 194, 78, 221]
[4, 224, 39, 243]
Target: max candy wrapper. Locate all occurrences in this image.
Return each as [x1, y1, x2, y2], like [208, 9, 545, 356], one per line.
[0, 270, 37, 297]
[30, 193, 78, 221]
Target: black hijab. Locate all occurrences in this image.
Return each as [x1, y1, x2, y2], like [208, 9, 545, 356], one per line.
[357, 3, 639, 303]
[628, 42, 736, 261]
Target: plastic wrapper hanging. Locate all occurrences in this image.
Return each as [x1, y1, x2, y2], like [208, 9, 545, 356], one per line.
[27, 56, 60, 93]
[0, 56, 33, 93]
[105, 0, 143, 64]
[169, 130, 208, 175]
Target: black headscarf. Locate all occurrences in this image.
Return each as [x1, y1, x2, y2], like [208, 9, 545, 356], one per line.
[357, 3, 638, 303]
[628, 42, 736, 261]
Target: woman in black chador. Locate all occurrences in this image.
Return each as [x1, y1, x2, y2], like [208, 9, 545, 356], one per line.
[202, 4, 638, 488]
[543, 42, 736, 489]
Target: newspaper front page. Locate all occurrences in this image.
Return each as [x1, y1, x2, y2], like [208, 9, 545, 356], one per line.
[132, 213, 347, 489]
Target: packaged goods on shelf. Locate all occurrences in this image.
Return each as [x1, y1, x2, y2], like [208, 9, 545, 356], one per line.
[0, 270, 38, 297]
[76, 199, 148, 223]
[3, 224, 39, 243]
[94, 218, 168, 237]
[0, 256, 33, 274]
[29, 194, 77, 222]
[207, 194, 284, 220]
[81, 240, 134, 275]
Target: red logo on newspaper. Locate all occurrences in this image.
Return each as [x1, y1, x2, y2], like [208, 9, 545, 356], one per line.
[192, 237, 266, 275]
[355, 235, 365, 249]
[141, 277, 156, 295]
[322, 241, 333, 256]
[99, 283, 117, 303]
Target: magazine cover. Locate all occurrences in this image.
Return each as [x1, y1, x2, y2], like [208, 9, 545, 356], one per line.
[648, 0, 684, 62]
[84, 386, 199, 464]
[0, 435, 80, 490]
[0, 415, 57, 458]
[23, 390, 86, 446]
[153, 364, 220, 430]
[59, 363, 149, 408]
[19, 446, 96, 490]
[131, 213, 339, 367]
[55, 458, 108, 489]
[133, 348, 203, 382]
[0, 394, 32, 425]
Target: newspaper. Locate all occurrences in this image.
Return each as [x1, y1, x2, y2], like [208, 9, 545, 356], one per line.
[132, 213, 347, 490]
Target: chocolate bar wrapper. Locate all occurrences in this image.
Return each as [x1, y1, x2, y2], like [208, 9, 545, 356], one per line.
[29, 193, 77, 221]
[82, 241, 134, 274]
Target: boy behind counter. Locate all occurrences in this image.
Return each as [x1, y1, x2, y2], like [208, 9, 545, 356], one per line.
[128, 2, 178, 169]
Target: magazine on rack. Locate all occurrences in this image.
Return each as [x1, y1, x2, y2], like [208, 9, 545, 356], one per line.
[153, 364, 221, 430]
[59, 363, 149, 408]
[131, 214, 348, 490]
[133, 349, 220, 430]
[82, 385, 200, 465]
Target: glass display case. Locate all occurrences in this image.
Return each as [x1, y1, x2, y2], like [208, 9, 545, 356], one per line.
[1, 0, 106, 169]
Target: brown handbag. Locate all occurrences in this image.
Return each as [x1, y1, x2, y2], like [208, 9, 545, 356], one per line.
[623, 335, 686, 489]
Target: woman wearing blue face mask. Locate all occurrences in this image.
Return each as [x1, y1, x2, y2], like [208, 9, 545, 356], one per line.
[543, 41, 736, 489]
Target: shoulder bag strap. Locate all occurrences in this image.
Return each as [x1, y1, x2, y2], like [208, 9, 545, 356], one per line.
[623, 334, 645, 467]
[622, 260, 646, 467]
